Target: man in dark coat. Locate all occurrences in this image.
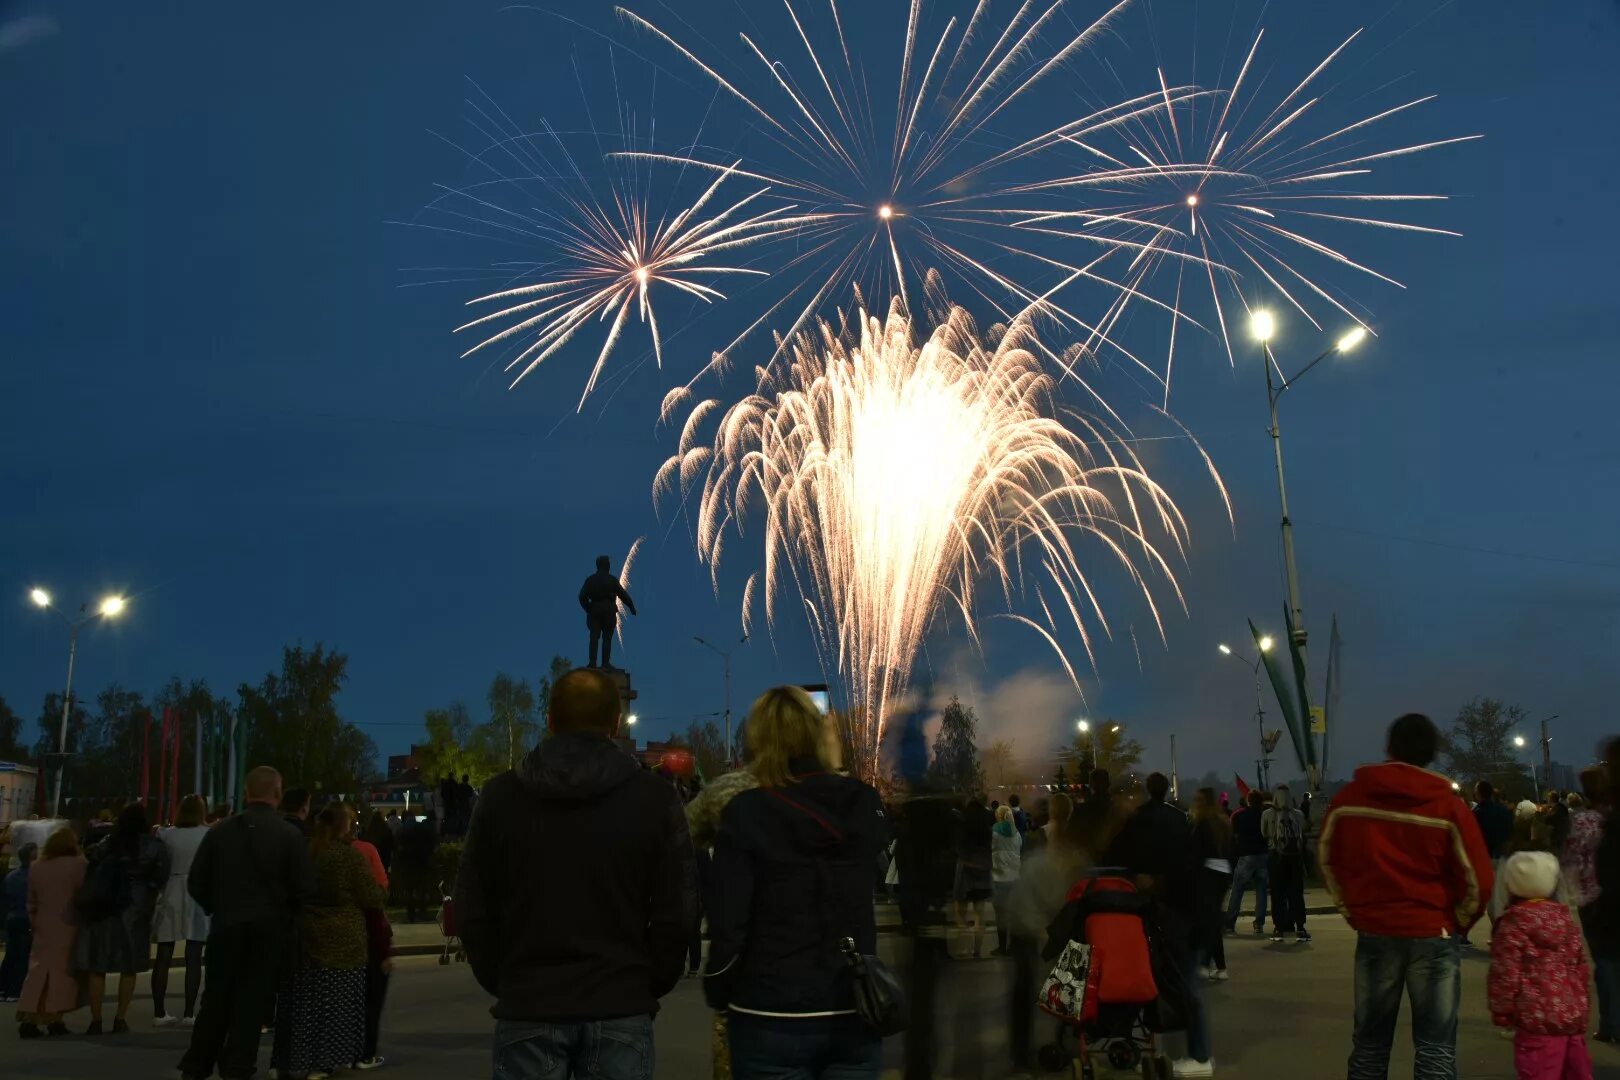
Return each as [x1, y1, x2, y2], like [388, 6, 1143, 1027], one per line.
[457, 668, 694, 1079]
[180, 766, 313, 1080]
[578, 555, 637, 670]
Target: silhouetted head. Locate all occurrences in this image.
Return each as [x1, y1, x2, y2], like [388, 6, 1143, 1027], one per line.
[280, 787, 311, 818]
[596, 555, 611, 572]
[1386, 713, 1439, 768]
[1089, 769, 1110, 793]
[1580, 766, 1607, 808]
[548, 668, 623, 736]
[1475, 780, 1495, 803]
[1145, 772, 1170, 803]
[245, 766, 283, 807]
[1246, 790, 1265, 810]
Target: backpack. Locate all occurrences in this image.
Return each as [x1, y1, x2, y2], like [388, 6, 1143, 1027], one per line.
[77, 850, 133, 922]
[1274, 810, 1304, 857]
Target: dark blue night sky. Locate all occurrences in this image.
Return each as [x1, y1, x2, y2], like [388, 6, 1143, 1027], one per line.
[3, 0, 1617, 783]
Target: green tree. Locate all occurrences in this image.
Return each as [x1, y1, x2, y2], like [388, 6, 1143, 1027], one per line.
[1061, 721, 1145, 783]
[417, 703, 501, 787]
[683, 720, 730, 780]
[240, 644, 376, 795]
[1443, 698, 1534, 800]
[0, 695, 26, 762]
[981, 738, 1018, 789]
[83, 684, 151, 801]
[535, 655, 574, 717]
[485, 673, 538, 771]
[927, 696, 985, 792]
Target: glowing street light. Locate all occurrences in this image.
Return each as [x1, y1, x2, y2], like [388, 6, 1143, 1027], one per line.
[1336, 325, 1368, 353]
[1077, 719, 1090, 733]
[28, 587, 133, 816]
[1219, 635, 1278, 789]
[1250, 309, 1276, 343]
[1513, 735, 1526, 748]
[1218, 643, 1233, 655]
[1259, 635, 1274, 652]
[1185, 193, 1200, 208]
[626, 713, 638, 727]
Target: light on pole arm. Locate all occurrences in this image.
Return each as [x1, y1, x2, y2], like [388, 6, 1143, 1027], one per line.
[30, 587, 51, 608]
[29, 588, 132, 816]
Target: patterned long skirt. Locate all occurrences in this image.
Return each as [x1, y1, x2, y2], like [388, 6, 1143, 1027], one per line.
[271, 967, 366, 1073]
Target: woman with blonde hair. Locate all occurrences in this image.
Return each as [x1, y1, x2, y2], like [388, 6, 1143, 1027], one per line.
[704, 686, 889, 1079]
[154, 793, 211, 1026]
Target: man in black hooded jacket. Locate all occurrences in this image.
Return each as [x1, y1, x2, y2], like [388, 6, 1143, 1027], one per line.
[457, 667, 695, 1079]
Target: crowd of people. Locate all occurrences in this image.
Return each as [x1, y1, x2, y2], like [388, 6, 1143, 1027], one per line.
[4, 686, 1618, 1080]
[0, 774, 396, 1080]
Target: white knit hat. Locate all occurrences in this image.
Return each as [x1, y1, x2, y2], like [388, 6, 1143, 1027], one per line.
[1501, 850, 1560, 901]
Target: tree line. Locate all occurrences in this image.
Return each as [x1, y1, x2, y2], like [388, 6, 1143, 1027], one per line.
[0, 643, 376, 808]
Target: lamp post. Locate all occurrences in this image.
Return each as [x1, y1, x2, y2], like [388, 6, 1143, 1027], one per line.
[694, 635, 747, 765]
[30, 588, 129, 817]
[1252, 310, 1367, 780]
[1220, 635, 1275, 789]
[1512, 734, 1541, 794]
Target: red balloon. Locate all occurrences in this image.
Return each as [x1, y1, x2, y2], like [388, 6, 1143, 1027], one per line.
[659, 749, 695, 777]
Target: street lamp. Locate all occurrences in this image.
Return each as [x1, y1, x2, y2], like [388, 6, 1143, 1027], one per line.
[1250, 308, 1370, 782]
[694, 634, 748, 765]
[29, 588, 129, 816]
[626, 713, 638, 727]
[1219, 636, 1276, 789]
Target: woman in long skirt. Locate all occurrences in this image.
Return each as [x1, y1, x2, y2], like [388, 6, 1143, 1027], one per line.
[272, 803, 385, 1079]
[17, 827, 87, 1037]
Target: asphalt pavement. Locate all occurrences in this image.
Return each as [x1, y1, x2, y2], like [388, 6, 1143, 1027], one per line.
[5, 914, 1615, 1079]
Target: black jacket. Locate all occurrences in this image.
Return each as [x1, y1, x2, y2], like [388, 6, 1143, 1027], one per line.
[189, 802, 314, 930]
[1109, 799, 1194, 906]
[1473, 799, 1513, 858]
[457, 732, 695, 1022]
[704, 764, 886, 1016]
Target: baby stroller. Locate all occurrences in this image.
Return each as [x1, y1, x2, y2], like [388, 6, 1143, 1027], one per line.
[1036, 871, 1177, 1079]
[436, 879, 467, 966]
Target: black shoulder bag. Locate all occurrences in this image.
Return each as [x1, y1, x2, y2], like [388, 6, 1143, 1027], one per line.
[764, 788, 908, 1036]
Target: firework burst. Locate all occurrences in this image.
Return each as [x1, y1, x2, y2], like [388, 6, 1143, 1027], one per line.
[657, 284, 1210, 776]
[1016, 27, 1479, 400]
[405, 83, 807, 406]
[616, 0, 1214, 405]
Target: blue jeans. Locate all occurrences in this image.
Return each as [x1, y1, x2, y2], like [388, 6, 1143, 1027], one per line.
[1224, 854, 1268, 930]
[1181, 946, 1211, 1064]
[1348, 934, 1459, 1080]
[727, 1014, 882, 1080]
[493, 1015, 654, 1080]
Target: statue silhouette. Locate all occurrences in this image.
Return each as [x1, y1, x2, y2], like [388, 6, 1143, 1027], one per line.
[579, 555, 637, 669]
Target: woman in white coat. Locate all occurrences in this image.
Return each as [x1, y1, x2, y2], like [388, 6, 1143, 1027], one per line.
[990, 804, 1024, 956]
[153, 795, 211, 1025]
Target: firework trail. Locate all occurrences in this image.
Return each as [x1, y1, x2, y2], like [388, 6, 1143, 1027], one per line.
[657, 281, 1211, 777]
[405, 81, 808, 406]
[615, 0, 1216, 408]
[1016, 27, 1479, 401]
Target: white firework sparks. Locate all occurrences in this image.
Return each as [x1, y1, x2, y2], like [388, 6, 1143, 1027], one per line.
[657, 288, 1213, 777]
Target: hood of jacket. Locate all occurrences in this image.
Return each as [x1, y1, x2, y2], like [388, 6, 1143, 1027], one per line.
[518, 731, 640, 800]
[766, 763, 878, 855]
[993, 819, 1017, 839]
[687, 769, 759, 849]
[1348, 760, 1456, 810]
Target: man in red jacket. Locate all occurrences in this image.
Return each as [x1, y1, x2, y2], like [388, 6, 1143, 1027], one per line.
[1319, 713, 1495, 1080]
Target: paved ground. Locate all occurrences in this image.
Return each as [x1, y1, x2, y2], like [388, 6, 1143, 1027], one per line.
[6, 914, 1615, 1079]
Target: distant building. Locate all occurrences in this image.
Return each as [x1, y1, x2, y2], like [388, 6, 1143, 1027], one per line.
[0, 762, 40, 826]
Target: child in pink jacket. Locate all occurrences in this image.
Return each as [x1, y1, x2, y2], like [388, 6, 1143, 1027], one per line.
[1489, 851, 1593, 1080]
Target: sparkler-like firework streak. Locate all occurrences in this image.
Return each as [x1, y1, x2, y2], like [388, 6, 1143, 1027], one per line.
[615, 0, 1217, 404]
[406, 80, 809, 406]
[657, 290, 1204, 777]
[1016, 28, 1479, 399]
